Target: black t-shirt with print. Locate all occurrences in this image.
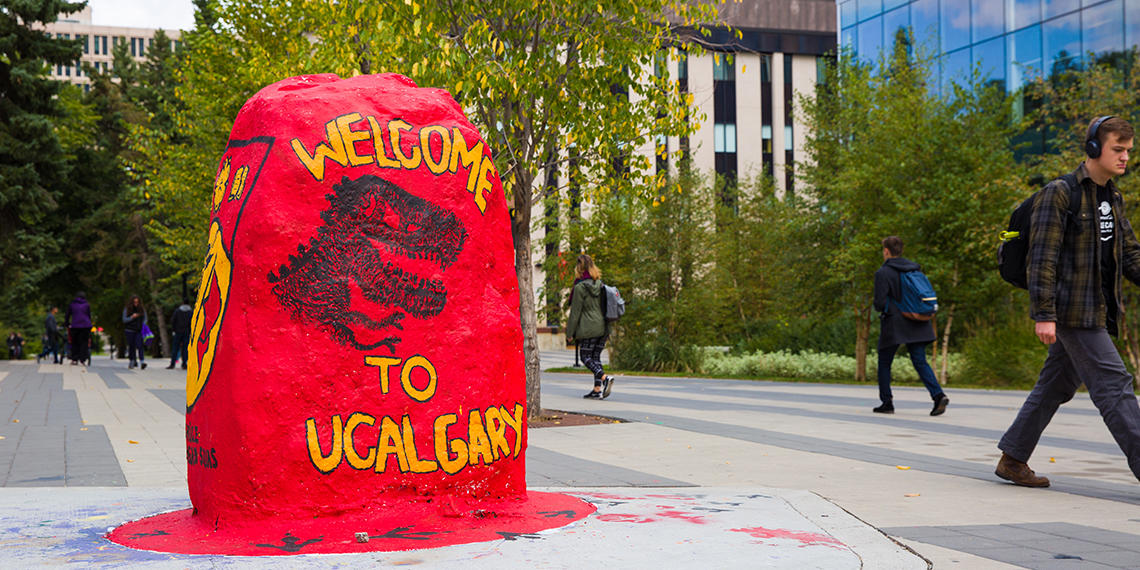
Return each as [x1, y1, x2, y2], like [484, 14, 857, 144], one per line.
[1098, 184, 1118, 333]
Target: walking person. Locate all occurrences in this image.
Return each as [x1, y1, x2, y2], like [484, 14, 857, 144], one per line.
[36, 306, 60, 364]
[65, 292, 92, 366]
[122, 295, 148, 370]
[872, 236, 949, 415]
[565, 254, 615, 399]
[167, 298, 192, 369]
[6, 332, 24, 359]
[997, 116, 1140, 488]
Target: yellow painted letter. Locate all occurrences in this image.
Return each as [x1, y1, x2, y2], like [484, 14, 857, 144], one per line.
[420, 125, 451, 175]
[343, 412, 377, 470]
[483, 406, 511, 460]
[365, 356, 402, 394]
[306, 415, 343, 474]
[336, 112, 373, 167]
[400, 355, 437, 402]
[467, 410, 494, 466]
[388, 119, 422, 169]
[291, 118, 349, 182]
[375, 416, 411, 474]
[400, 415, 439, 473]
[501, 403, 525, 458]
[434, 413, 469, 475]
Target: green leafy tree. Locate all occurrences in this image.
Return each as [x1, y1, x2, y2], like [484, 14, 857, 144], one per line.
[796, 38, 1024, 382]
[141, 0, 721, 416]
[0, 0, 84, 321]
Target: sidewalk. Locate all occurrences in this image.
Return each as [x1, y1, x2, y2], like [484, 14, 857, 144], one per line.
[3, 352, 1140, 567]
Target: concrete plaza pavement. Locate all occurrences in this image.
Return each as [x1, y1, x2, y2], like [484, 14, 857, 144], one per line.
[3, 349, 1140, 568]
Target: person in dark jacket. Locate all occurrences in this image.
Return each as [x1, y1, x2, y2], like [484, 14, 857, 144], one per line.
[566, 254, 615, 399]
[872, 236, 948, 416]
[122, 295, 148, 370]
[65, 292, 92, 366]
[36, 307, 60, 364]
[997, 116, 1140, 488]
[167, 298, 193, 369]
[7, 332, 24, 359]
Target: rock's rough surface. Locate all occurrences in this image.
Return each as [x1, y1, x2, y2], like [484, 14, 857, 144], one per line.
[185, 73, 527, 525]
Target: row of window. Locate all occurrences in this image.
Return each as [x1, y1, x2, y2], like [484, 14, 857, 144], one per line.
[845, 0, 1140, 93]
[842, 0, 1135, 43]
[51, 60, 110, 78]
[52, 32, 180, 57]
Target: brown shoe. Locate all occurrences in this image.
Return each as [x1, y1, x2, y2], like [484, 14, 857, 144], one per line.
[995, 452, 1050, 487]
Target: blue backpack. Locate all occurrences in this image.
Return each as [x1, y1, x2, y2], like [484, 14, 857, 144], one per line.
[894, 270, 938, 321]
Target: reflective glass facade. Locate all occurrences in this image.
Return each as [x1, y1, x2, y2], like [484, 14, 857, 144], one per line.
[839, 0, 1140, 93]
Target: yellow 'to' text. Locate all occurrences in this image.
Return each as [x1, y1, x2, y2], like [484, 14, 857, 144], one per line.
[363, 354, 437, 402]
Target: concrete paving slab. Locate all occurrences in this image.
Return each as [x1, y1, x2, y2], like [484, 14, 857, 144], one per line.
[0, 487, 923, 568]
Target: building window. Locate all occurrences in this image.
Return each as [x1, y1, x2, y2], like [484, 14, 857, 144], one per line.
[1043, 11, 1081, 75]
[79, 34, 88, 54]
[1007, 24, 1042, 91]
[1083, 0, 1125, 62]
[713, 51, 737, 195]
[1044, 0, 1080, 21]
[714, 124, 737, 153]
[971, 0, 1004, 44]
[713, 53, 734, 81]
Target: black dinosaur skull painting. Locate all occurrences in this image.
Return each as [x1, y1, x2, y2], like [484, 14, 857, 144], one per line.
[267, 174, 468, 352]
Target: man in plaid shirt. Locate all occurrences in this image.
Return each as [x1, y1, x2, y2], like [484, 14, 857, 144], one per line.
[997, 116, 1140, 488]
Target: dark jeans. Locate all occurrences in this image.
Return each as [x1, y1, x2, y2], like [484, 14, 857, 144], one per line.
[877, 342, 944, 404]
[126, 330, 146, 364]
[999, 326, 1140, 480]
[170, 331, 189, 366]
[578, 336, 608, 381]
[70, 328, 90, 364]
[38, 336, 58, 363]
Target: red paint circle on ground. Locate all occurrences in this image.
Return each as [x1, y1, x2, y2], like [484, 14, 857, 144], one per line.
[106, 491, 593, 555]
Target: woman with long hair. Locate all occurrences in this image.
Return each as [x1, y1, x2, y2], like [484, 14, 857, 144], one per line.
[122, 295, 148, 369]
[565, 254, 615, 399]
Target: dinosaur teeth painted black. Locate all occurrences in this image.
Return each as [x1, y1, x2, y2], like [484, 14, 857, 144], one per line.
[268, 175, 468, 353]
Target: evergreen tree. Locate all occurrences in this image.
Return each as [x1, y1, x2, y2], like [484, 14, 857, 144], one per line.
[0, 0, 85, 319]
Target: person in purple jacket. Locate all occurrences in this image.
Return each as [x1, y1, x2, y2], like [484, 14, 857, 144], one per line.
[65, 292, 93, 366]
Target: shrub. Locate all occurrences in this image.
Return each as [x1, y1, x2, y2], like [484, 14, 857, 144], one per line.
[702, 348, 965, 382]
[958, 317, 1044, 388]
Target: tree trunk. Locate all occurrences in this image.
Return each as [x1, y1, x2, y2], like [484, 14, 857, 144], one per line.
[938, 303, 955, 385]
[512, 174, 542, 419]
[854, 304, 870, 382]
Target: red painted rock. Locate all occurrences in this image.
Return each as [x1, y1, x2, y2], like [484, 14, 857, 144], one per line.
[108, 74, 591, 555]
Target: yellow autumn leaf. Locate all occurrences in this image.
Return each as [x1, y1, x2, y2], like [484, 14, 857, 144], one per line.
[896, 465, 910, 470]
[128, 440, 139, 444]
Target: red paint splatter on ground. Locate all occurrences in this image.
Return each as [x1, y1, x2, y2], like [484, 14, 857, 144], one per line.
[729, 527, 846, 549]
[655, 510, 707, 524]
[578, 492, 639, 501]
[106, 491, 594, 555]
[596, 514, 657, 524]
[645, 494, 694, 501]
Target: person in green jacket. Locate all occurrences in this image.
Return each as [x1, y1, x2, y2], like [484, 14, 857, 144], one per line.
[566, 254, 615, 399]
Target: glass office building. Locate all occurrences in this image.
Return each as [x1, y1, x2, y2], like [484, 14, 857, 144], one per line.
[838, 0, 1140, 93]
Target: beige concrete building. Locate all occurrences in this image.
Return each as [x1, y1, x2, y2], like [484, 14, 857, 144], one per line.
[535, 0, 838, 342]
[40, 7, 182, 89]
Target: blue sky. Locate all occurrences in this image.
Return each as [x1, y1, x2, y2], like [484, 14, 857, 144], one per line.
[87, 0, 196, 31]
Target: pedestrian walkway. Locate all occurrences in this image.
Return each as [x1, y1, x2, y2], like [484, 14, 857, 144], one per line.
[4, 354, 1140, 568]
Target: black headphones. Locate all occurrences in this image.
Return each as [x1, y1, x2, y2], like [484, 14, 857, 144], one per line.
[1085, 115, 1115, 158]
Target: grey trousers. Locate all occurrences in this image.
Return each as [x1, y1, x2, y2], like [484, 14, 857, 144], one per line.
[999, 326, 1140, 480]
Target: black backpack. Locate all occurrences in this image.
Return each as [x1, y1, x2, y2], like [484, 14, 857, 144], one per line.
[997, 174, 1081, 289]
